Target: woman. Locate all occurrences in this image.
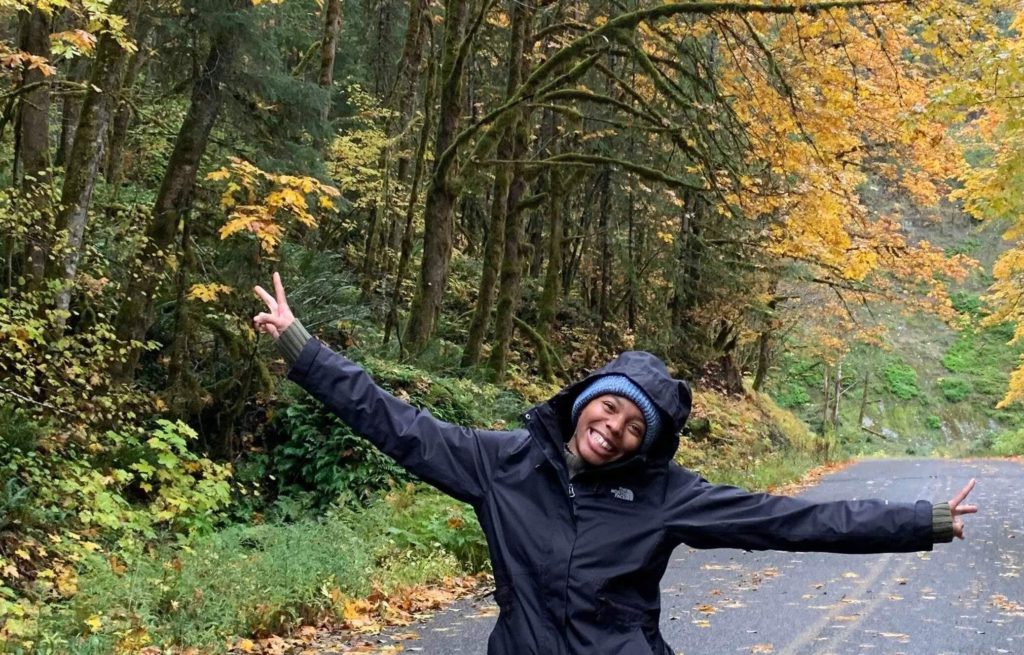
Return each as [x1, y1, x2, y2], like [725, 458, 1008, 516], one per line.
[254, 273, 976, 655]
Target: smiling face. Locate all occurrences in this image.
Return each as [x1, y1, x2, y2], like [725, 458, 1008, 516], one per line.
[568, 394, 647, 466]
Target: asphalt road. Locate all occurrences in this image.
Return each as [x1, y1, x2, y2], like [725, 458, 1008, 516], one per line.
[336, 458, 1024, 655]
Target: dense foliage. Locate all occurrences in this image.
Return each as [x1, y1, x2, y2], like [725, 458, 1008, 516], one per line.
[2, 0, 1023, 651]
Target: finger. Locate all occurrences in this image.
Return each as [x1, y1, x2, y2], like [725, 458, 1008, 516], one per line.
[954, 504, 978, 515]
[954, 518, 965, 539]
[254, 285, 278, 312]
[949, 478, 976, 507]
[253, 316, 280, 338]
[273, 272, 288, 308]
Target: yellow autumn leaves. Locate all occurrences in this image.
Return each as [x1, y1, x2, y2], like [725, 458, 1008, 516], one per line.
[206, 157, 340, 253]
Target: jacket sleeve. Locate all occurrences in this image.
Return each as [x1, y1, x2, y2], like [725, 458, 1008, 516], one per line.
[286, 338, 505, 506]
[663, 468, 935, 554]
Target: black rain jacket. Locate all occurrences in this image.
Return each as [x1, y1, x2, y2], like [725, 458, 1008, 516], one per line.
[288, 342, 937, 655]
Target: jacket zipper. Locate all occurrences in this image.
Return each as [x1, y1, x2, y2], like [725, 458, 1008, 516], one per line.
[564, 481, 579, 654]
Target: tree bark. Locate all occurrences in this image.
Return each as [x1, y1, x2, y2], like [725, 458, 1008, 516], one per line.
[486, 153, 527, 381]
[52, 0, 140, 317]
[383, 0, 431, 259]
[597, 168, 611, 332]
[55, 59, 89, 169]
[318, 0, 343, 124]
[487, 0, 535, 380]
[537, 169, 564, 339]
[402, 0, 473, 354]
[113, 15, 242, 379]
[383, 43, 437, 351]
[461, 143, 510, 367]
[105, 12, 152, 191]
[15, 7, 52, 289]
[858, 370, 870, 427]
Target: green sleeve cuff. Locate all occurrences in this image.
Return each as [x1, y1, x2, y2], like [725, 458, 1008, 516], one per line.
[932, 501, 955, 543]
[276, 319, 312, 366]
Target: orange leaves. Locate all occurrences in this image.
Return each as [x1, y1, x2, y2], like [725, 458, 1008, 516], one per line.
[50, 29, 97, 58]
[206, 157, 339, 253]
[1, 51, 56, 77]
[218, 576, 482, 655]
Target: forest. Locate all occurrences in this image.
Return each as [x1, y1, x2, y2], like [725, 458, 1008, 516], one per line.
[2, 0, 1024, 652]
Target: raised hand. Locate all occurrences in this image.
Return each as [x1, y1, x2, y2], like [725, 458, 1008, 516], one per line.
[949, 478, 978, 539]
[253, 272, 295, 339]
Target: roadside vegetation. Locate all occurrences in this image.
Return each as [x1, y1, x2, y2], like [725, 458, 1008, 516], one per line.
[4, 1, 1024, 654]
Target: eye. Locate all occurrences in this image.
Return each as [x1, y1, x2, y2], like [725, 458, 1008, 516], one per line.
[603, 400, 615, 411]
[629, 423, 644, 437]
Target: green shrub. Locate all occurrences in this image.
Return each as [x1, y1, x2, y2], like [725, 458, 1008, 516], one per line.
[270, 355, 524, 508]
[939, 377, 972, 403]
[993, 429, 1024, 456]
[882, 362, 919, 399]
[925, 415, 942, 430]
[773, 380, 811, 408]
[949, 291, 981, 316]
[271, 391, 408, 507]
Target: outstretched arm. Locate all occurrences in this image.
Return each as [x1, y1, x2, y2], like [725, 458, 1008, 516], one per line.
[254, 273, 507, 506]
[664, 469, 977, 554]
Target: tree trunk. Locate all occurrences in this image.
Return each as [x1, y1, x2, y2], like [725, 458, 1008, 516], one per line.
[486, 0, 534, 381]
[113, 16, 241, 380]
[671, 191, 704, 340]
[105, 13, 152, 191]
[598, 168, 611, 331]
[52, 0, 140, 318]
[461, 143, 510, 367]
[15, 7, 51, 289]
[383, 0, 430, 258]
[318, 0, 343, 124]
[55, 59, 89, 169]
[487, 158, 526, 381]
[821, 364, 831, 434]
[537, 166, 564, 339]
[626, 188, 636, 331]
[403, 0, 472, 354]
[832, 359, 842, 427]
[383, 42, 437, 350]
[858, 371, 870, 427]
[373, 0, 396, 96]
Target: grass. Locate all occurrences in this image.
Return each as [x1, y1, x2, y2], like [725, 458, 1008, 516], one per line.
[29, 486, 486, 655]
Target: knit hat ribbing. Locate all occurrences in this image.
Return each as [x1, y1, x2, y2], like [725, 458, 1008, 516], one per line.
[571, 375, 662, 454]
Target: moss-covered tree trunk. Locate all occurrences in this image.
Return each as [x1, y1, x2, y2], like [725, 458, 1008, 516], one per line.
[487, 151, 527, 381]
[402, 0, 472, 354]
[113, 14, 242, 380]
[486, 0, 535, 380]
[461, 144, 510, 367]
[383, 35, 437, 350]
[52, 0, 140, 317]
[15, 7, 51, 289]
[55, 59, 89, 170]
[105, 13, 152, 191]
[385, 0, 430, 255]
[318, 0, 342, 124]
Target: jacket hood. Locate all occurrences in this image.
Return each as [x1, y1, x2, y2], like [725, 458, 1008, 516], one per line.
[532, 351, 692, 466]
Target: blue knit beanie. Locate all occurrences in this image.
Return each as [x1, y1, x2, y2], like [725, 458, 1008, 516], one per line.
[571, 375, 662, 454]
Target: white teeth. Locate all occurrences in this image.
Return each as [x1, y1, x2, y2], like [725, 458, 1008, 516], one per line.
[590, 429, 613, 452]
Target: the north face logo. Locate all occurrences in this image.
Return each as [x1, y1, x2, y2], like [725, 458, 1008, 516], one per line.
[611, 487, 634, 502]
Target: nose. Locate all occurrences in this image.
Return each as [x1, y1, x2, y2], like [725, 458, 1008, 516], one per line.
[604, 412, 626, 440]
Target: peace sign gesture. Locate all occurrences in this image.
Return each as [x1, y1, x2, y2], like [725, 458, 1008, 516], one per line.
[253, 272, 295, 339]
[949, 478, 978, 540]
